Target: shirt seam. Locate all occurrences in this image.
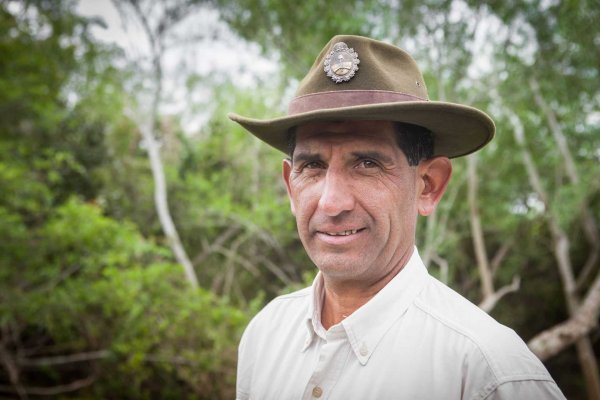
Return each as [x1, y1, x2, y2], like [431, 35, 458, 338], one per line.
[342, 249, 429, 364]
[269, 288, 312, 302]
[413, 297, 501, 380]
[414, 297, 555, 400]
[479, 375, 559, 400]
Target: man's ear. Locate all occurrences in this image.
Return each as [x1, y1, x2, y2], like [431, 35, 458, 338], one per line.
[282, 158, 296, 215]
[416, 156, 452, 216]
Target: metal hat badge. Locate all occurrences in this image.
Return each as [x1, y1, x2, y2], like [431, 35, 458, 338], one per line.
[324, 42, 360, 83]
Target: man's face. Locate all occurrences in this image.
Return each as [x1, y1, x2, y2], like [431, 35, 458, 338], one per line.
[283, 120, 425, 286]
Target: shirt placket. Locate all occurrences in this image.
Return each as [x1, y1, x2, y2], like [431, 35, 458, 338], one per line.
[302, 325, 352, 400]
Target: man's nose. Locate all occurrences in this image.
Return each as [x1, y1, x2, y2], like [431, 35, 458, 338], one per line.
[317, 169, 355, 216]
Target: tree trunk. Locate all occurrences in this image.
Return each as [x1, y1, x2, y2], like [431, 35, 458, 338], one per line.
[117, 0, 200, 289]
[502, 98, 600, 399]
[529, 77, 600, 293]
[467, 154, 494, 299]
[529, 271, 600, 359]
[145, 133, 199, 289]
[467, 154, 520, 313]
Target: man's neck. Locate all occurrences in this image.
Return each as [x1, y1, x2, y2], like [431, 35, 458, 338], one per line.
[321, 285, 375, 330]
[320, 248, 414, 330]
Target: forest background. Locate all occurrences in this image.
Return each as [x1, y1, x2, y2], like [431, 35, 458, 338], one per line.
[0, 0, 599, 398]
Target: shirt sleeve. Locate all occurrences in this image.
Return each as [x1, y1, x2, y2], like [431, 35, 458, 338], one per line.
[236, 325, 252, 400]
[483, 379, 566, 400]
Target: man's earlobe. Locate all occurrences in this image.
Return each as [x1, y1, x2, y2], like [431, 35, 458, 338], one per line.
[417, 157, 452, 216]
[282, 159, 296, 215]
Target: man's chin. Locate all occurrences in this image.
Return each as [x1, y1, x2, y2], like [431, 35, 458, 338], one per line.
[312, 258, 366, 280]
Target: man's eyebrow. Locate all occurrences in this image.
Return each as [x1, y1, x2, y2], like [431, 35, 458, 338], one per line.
[351, 151, 395, 164]
[292, 152, 322, 164]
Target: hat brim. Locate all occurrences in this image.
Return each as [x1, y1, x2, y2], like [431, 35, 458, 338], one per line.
[229, 101, 495, 158]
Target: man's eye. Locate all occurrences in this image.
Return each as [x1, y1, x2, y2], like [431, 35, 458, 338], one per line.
[358, 159, 378, 168]
[304, 162, 322, 169]
[294, 161, 323, 173]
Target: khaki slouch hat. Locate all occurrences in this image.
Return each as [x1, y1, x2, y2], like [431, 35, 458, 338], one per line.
[229, 35, 495, 158]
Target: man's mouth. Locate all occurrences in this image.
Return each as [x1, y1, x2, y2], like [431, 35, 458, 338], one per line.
[323, 228, 363, 236]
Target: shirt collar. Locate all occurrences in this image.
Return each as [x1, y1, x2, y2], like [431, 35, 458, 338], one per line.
[302, 272, 326, 352]
[302, 247, 430, 364]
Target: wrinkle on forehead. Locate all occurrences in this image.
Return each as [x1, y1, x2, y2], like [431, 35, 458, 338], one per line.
[294, 120, 398, 153]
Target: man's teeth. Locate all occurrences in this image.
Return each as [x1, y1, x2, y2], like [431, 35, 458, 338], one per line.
[327, 229, 358, 236]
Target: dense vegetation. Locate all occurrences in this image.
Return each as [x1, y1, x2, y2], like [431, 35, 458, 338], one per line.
[0, 0, 598, 398]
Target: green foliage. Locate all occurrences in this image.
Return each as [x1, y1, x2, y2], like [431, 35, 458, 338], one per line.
[89, 263, 249, 398]
[217, 0, 379, 78]
[0, 195, 250, 398]
[1, 0, 598, 398]
[0, 3, 253, 398]
[168, 80, 310, 303]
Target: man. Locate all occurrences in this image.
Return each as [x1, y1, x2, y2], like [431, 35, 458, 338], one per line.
[229, 35, 565, 399]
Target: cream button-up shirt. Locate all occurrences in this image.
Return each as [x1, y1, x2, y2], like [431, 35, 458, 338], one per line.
[236, 248, 565, 399]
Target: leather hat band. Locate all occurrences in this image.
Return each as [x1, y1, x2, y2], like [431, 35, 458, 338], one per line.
[288, 90, 427, 115]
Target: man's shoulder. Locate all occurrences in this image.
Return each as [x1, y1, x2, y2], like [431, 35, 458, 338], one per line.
[261, 285, 312, 313]
[414, 276, 552, 380]
[245, 286, 312, 333]
[414, 276, 502, 335]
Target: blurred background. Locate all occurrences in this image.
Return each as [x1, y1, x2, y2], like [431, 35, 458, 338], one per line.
[0, 0, 598, 398]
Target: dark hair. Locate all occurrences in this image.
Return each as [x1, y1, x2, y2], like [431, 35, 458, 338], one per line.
[287, 128, 297, 158]
[393, 122, 434, 166]
[286, 122, 434, 166]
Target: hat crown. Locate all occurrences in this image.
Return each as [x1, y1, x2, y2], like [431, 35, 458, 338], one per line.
[228, 34, 495, 159]
[296, 35, 429, 100]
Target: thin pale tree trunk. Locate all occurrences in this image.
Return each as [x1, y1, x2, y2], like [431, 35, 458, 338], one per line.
[118, 0, 200, 289]
[144, 130, 199, 289]
[468, 154, 494, 299]
[467, 154, 520, 312]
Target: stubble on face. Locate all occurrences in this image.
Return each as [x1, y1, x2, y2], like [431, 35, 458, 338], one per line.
[283, 121, 420, 290]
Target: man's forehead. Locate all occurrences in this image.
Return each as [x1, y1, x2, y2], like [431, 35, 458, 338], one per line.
[294, 120, 397, 150]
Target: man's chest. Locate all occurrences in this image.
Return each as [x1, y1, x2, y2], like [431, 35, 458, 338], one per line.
[247, 326, 471, 400]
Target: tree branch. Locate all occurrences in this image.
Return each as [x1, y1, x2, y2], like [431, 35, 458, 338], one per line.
[529, 270, 600, 361]
[0, 375, 97, 396]
[16, 350, 111, 367]
[490, 240, 513, 277]
[430, 253, 449, 284]
[212, 244, 260, 277]
[529, 77, 579, 184]
[0, 325, 28, 399]
[30, 264, 82, 293]
[192, 224, 242, 267]
[478, 275, 521, 313]
[467, 153, 494, 298]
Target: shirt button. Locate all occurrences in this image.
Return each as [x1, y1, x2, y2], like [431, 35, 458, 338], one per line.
[360, 343, 369, 357]
[312, 386, 323, 398]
